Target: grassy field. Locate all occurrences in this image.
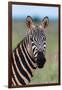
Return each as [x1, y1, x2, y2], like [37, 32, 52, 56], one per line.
[12, 20, 59, 85]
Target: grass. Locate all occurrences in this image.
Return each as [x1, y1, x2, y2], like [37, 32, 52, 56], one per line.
[12, 20, 59, 84]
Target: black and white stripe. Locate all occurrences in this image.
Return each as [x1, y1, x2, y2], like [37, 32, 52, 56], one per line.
[11, 37, 37, 87]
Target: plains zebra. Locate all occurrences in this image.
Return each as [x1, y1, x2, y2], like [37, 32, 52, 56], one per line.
[11, 16, 49, 87]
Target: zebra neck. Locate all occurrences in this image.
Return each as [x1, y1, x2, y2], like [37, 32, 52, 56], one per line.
[25, 36, 38, 61]
[12, 39, 37, 87]
[24, 39, 37, 65]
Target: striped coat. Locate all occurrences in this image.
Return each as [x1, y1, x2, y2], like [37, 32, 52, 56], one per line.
[11, 16, 49, 87]
[11, 38, 37, 86]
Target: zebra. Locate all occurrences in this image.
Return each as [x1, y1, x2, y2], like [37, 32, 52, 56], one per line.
[11, 16, 49, 87]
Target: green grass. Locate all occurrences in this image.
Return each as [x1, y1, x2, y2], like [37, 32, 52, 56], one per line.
[12, 20, 59, 84]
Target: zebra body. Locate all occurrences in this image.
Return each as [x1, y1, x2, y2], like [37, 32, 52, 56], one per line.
[11, 16, 49, 87]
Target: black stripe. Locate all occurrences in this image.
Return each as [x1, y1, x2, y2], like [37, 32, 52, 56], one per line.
[12, 55, 26, 85]
[17, 43, 33, 77]
[13, 50, 30, 82]
[22, 42, 36, 69]
[32, 47, 36, 52]
[43, 41, 46, 44]
[44, 47, 46, 49]
[34, 51, 37, 56]
[31, 42, 35, 46]
[42, 41, 46, 48]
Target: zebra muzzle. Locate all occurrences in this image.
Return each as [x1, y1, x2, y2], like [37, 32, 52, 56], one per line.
[37, 51, 46, 68]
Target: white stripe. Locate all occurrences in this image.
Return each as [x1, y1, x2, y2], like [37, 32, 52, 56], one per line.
[32, 45, 38, 58]
[16, 48, 31, 79]
[31, 42, 34, 44]
[12, 78, 16, 86]
[43, 41, 46, 43]
[23, 42, 37, 68]
[44, 44, 46, 48]
[12, 65, 21, 85]
[33, 49, 37, 55]
[20, 44, 34, 72]
[13, 52, 29, 84]
[34, 53, 37, 58]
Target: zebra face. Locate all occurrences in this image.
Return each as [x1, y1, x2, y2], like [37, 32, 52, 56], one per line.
[30, 27, 47, 68]
[26, 16, 49, 68]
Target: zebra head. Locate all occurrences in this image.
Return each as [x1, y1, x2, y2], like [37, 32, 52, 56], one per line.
[26, 16, 49, 68]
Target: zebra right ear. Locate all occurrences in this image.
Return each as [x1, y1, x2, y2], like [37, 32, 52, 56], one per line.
[40, 16, 49, 29]
[26, 16, 34, 29]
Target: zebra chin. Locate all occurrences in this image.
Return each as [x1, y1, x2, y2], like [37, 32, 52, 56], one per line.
[37, 51, 46, 68]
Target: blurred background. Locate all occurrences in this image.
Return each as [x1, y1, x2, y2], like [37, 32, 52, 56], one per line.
[12, 5, 59, 85]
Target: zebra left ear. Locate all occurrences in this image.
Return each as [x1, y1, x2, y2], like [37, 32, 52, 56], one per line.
[26, 16, 34, 29]
[40, 16, 49, 29]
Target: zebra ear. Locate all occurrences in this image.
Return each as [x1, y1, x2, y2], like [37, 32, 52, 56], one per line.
[40, 16, 49, 29]
[26, 16, 34, 28]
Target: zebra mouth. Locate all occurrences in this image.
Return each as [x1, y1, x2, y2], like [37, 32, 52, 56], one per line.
[37, 63, 45, 68]
[38, 65, 44, 68]
[37, 51, 46, 68]
[37, 60, 46, 68]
